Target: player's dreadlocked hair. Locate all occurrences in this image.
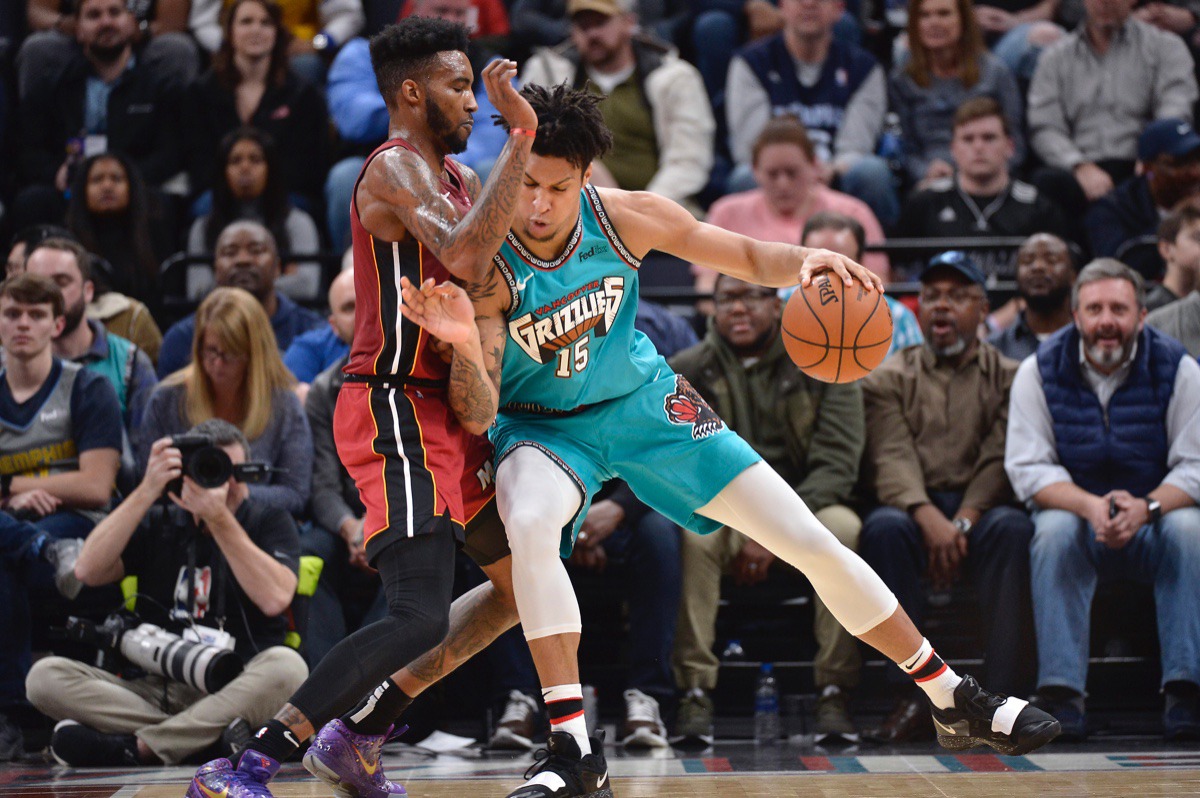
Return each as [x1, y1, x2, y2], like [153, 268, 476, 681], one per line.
[370, 18, 470, 109]
[499, 84, 613, 171]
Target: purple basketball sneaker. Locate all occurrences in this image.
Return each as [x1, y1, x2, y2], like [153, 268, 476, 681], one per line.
[187, 750, 280, 798]
[302, 719, 407, 798]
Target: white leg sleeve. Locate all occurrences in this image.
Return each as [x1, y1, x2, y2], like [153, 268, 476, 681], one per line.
[496, 445, 584, 641]
[697, 462, 899, 636]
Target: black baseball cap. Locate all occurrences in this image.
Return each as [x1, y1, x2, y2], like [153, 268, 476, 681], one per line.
[920, 250, 986, 287]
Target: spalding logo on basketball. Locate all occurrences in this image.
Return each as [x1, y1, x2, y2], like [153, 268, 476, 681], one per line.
[782, 275, 893, 383]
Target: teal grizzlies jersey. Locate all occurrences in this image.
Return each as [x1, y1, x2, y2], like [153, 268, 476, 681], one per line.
[493, 185, 665, 413]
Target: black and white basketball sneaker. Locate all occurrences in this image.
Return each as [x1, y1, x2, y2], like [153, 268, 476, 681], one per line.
[505, 730, 613, 798]
[931, 675, 1061, 756]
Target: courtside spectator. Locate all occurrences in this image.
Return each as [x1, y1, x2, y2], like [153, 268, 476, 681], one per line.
[284, 267, 354, 404]
[859, 252, 1034, 742]
[1147, 207, 1200, 351]
[1005, 259, 1200, 740]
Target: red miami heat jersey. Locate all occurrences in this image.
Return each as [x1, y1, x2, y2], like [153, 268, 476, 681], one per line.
[346, 137, 473, 380]
[334, 137, 484, 558]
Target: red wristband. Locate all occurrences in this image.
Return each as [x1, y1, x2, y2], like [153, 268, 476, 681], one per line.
[510, 127, 537, 139]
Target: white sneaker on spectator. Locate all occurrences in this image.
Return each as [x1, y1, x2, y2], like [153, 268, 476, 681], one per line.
[488, 690, 538, 750]
[621, 689, 668, 748]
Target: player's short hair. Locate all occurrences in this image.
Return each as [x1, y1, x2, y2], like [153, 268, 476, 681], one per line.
[953, 96, 1010, 137]
[27, 237, 93, 283]
[801, 211, 866, 262]
[0, 273, 65, 318]
[370, 18, 471, 109]
[501, 84, 613, 171]
[751, 115, 816, 166]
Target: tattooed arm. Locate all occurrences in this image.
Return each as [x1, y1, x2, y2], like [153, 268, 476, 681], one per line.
[358, 61, 536, 285]
[398, 273, 508, 434]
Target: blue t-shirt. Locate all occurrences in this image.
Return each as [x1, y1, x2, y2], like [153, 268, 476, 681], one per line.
[157, 292, 325, 378]
[0, 359, 123, 456]
[283, 325, 350, 383]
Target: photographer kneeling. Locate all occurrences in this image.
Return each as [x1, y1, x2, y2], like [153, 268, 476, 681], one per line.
[25, 419, 308, 767]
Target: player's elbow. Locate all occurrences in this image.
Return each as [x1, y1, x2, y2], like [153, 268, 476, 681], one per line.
[442, 254, 491, 285]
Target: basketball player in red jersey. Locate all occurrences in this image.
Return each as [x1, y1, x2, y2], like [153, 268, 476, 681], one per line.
[188, 18, 535, 798]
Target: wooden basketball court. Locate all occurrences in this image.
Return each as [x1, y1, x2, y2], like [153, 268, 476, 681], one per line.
[3, 741, 1198, 798]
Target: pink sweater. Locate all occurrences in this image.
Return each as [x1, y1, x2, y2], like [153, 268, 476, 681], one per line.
[696, 187, 891, 292]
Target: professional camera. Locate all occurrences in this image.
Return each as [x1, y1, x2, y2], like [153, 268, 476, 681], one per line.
[166, 434, 273, 497]
[64, 614, 243, 694]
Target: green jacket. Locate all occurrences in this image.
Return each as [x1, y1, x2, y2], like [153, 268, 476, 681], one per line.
[668, 323, 864, 512]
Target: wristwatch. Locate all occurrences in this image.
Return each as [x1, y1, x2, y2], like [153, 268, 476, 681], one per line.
[312, 32, 333, 53]
[1146, 498, 1162, 525]
[952, 517, 973, 537]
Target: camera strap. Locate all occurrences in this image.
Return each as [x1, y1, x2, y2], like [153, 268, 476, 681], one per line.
[184, 524, 228, 631]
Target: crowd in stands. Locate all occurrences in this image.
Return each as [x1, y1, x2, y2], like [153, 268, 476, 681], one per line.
[0, 0, 1199, 766]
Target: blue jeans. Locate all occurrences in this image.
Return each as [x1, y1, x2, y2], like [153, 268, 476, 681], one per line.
[1031, 507, 1200, 694]
[0, 510, 96, 706]
[691, 10, 740, 105]
[859, 495, 1035, 695]
[325, 156, 366, 253]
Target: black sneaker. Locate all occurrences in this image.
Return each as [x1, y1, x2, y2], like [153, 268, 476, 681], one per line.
[931, 676, 1060, 756]
[505, 730, 613, 798]
[222, 717, 252, 758]
[50, 720, 140, 767]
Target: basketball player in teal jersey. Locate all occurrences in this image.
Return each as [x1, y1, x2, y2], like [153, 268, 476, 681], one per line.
[361, 85, 1060, 798]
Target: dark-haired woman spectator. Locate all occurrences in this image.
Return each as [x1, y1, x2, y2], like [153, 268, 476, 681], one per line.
[184, 0, 331, 215]
[188, 128, 322, 301]
[890, 0, 1025, 189]
[64, 153, 175, 309]
[138, 286, 312, 514]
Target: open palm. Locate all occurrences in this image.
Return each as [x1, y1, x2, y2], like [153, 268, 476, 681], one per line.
[398, 276, 476, 345]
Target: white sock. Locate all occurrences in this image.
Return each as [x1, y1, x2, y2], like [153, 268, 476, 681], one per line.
[899, 638, 962, 710]
[542, 684, 591, 756]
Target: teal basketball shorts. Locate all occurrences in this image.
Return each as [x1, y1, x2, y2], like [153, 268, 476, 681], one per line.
[491, 369, 762, 557]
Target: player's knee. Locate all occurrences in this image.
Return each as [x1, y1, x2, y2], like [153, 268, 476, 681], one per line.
[503, 509, 559, 559]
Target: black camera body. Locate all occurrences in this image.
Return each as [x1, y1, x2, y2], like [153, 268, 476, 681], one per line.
[165, 434, 272, 497]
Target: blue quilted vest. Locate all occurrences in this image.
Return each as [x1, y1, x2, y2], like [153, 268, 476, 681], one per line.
[1036, 325, 1183, 496]
[738, 35, 878, 162]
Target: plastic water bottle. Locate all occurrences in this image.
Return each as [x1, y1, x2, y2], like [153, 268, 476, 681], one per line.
[754, 663, 780, 746]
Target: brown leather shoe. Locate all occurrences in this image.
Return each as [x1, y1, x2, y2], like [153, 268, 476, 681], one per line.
[865, 695, 934, 744]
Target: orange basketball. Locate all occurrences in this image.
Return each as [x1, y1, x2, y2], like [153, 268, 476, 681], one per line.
[782, 275, 894, 383]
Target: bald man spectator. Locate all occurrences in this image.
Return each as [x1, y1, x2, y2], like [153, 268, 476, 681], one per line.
[156, 222, 324, 378]
[284, 268, 355, 405]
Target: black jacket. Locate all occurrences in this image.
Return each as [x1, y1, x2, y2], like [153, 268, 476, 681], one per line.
[183, 69, 332, 205]
[18, 46, 184, 186]
[1085, 176, 1163, 280]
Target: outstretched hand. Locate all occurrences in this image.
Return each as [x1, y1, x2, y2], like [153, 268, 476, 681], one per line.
[798, 248, 884, 292]
[398, 276, 477, 345]
[482, 59, 538, 132]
